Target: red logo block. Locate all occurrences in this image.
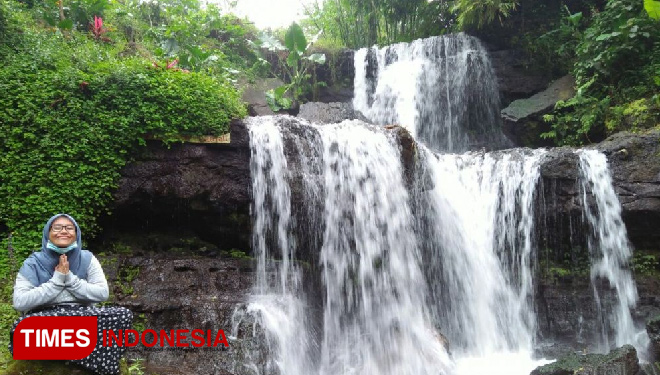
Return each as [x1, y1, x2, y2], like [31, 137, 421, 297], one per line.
[13, 316, 98, 360]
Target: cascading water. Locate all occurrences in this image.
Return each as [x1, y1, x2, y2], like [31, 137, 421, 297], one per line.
[413, 148, 549, 375]
[240, 33, 649, 375]
[578, 150, 650, 357]
[353, 34, 510, 153]
[417, 149, 544, 354]
[243, 117, 315, 375]
[243, 117, 453, 375]
[318, 123, 452, 375]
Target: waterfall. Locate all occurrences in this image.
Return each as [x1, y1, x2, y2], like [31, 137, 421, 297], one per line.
[415, 148, 545, 355]
[241, 34, 649, 375]
[318, 122, 452, 375]
[578, 150, 650, 357]
[244, 117, 315, 375]
[244, 116, 453, 375]
[353, 34, 509, 153]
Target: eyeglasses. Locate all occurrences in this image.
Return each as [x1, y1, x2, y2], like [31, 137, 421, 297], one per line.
[51, 224, 76, 233]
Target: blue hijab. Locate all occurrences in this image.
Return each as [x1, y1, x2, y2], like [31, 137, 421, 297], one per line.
[18, 214, 92, 287]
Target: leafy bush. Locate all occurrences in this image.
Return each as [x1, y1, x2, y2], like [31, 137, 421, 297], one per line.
[541, 0, 660, 145]
[0, 26, 246, 269]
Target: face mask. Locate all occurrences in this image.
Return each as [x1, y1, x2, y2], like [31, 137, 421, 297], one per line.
[47, 241, 78, 254]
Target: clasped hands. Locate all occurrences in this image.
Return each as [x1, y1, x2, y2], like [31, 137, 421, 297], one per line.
[55, 254, 69, 274]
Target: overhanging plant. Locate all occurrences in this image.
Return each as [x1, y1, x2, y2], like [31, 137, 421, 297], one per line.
[259, 22, 326, 111]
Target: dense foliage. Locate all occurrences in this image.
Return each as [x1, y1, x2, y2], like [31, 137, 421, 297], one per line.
[540, 0, 660, 145]
[303, 0, 454, 48]
[0, 0, 254, 258]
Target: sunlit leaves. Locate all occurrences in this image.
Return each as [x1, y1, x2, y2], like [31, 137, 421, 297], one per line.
[644, 0, 660, 20]
[452, 0, 519, 29]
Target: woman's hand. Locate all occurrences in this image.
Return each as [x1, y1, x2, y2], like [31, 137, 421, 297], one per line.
[55, 255, 69, 274]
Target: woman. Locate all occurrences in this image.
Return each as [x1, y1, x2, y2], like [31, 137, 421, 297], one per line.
[10, 213, 132, 375]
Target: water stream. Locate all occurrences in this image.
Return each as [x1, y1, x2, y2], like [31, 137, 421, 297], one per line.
[578, 150, 650, 356]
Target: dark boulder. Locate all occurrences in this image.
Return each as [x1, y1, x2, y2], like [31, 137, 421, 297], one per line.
[488, 49, 552, 107]
[297, 101, 368, 124]
[501, 75, 575, 148]
[594, 130, 660, 249]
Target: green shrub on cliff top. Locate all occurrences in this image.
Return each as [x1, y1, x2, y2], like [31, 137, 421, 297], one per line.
[0, 24, 246, 270]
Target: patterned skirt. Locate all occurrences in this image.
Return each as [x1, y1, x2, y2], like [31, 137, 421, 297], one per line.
[9, 305, 133, 375]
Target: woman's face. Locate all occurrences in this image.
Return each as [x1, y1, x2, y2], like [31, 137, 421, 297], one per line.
[49, 216, 76, 247]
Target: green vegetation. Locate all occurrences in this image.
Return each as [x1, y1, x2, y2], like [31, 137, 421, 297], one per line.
[0, 0, 250, 271]
[539, 0, 660, 145]
[632, 252, 660, 276]
[0, 0, 255, 369]
[260, 22, 326, 111]
[538, 246, 591, 283]
[303, 0, 453, 48]
[226, 249, 251, 259]
[452, 0, 519, 29]
[116, 265, 140, 297]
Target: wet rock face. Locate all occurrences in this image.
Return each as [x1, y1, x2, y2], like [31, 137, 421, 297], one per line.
[595, 131, 660, 249]
[647, 315, 660, 359]
[102, 118, 660, 372]
[501, 76, 576, 147]
[101, 119, 251, 252]
[488, 49, 551, 107]
[100, 251, 261, 375]
[535, 275, 660, 356]
[534, 131, 660, 352]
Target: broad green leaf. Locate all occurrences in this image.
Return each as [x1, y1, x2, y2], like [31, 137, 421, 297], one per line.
[305, 53, 326, 64]
[568, 12, 582, 26]
[595, 33, 610, 41]
[285, 23, 307, 54]
[279, 97, 293, 109]
[265, 90, 282, 111]
[644, 0, 660, 19]
[286, 52, 300, 68]
[259, 32, 286, 51]
[274, 85, 289, 97]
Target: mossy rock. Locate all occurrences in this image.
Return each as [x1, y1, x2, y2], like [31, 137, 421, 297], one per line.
[2, 359, 133, 375]
[531, 345, 639, 375]
[647, 315, 660, 335]
[1, 360, 94, 375]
